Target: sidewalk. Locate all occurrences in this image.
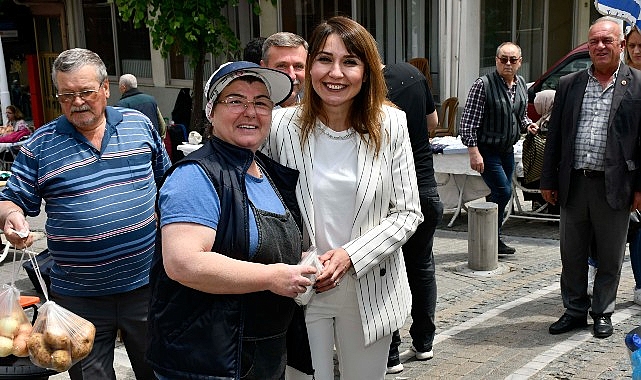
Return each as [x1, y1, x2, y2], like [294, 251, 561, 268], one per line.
[1, 207, 638, 379]
[385, 212, 637, 380]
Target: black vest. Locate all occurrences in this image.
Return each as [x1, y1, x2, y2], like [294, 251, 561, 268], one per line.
[146, 137, 311, 379]
[477, 70, 527, 152]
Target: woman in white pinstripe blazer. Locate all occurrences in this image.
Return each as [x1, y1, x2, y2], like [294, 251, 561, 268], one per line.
[262, 16, 423, 380]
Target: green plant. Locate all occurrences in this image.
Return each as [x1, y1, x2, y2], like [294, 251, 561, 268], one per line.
[115, 0, 275, 132]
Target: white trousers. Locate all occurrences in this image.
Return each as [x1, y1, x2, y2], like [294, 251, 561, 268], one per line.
[287, 272, 391, 380]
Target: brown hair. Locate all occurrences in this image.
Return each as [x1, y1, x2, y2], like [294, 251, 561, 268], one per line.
[299, 16, 387, 155]
[626, 26, 641, 69]
[6, 105, 24, 120]
[409, 57, 433, 90]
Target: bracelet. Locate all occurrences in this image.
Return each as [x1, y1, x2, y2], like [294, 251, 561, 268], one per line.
[5, 209, 23, 218]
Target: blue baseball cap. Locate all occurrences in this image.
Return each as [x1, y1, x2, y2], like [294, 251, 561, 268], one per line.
[204, 61, 293, 105]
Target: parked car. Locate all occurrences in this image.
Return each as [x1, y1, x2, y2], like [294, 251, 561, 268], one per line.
[527, 42, 590, 121]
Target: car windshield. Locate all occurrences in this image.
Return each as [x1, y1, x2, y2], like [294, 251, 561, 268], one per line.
[540, 57, 592, 91]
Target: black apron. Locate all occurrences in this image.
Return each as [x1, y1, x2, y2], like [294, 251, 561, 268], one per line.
[239, 185, 302, 380]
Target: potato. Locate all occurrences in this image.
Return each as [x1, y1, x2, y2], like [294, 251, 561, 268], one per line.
[71, 323, 96, 360]
[0, 335, 13, 357]
[28, 333, 52, 367]
[0, 316, 19, 338]
[71, 337, 93, 360]
[17, 323, 32, 336]
[44, 328, 71, 350]
[10, 309, 29, 324]
[51, 349, 72, 372]
[12, 334, 29, 357]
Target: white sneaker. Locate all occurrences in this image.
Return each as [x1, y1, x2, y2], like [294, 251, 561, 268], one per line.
[386, 363, 404, 374]
[635, 288, 641, 306]
[587, 264, 597, 296]
[412, 346, 434, 360]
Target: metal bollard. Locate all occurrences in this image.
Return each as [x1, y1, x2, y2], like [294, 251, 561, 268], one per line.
[468, 202, 498, 271]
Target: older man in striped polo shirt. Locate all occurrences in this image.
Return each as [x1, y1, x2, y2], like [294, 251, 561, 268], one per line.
[0, 48, 170, 379]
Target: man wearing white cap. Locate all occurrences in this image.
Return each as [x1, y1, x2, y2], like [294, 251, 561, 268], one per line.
[147, 61, 316, 379]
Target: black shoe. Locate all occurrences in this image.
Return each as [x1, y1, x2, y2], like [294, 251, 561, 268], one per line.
[592, 314, 613, 338]
[549, 313, 588, 334]
[498, 239, 515, 255]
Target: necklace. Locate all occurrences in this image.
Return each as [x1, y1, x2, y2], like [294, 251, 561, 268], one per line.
[317, 123, 356, 140]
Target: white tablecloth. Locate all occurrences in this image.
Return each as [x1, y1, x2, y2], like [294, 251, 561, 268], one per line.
[431, 137, 524, 226]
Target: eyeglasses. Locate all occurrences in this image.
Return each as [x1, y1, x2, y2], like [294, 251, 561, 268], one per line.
[215, 96, 274, 116]
[497, 56, 521, 64]
[56, 82, 104, 103]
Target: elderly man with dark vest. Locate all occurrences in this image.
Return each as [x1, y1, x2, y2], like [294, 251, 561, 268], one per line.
[459, 42, 537, 255]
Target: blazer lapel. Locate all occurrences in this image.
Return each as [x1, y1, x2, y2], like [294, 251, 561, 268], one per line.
[296, 128, 317, 244]
[569, 71, 589, 136]
[352, 136, 380, 236]
[608, 65, 631, 128]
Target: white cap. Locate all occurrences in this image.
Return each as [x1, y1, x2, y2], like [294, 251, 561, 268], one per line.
[204, 61, 293, 105]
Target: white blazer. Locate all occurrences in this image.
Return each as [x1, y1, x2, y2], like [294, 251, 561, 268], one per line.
[263, 105, 423, 346]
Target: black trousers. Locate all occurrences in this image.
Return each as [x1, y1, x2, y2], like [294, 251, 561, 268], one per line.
[389, 188, 443, 363]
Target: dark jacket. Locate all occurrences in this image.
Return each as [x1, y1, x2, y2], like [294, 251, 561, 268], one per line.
[147, 137, 312, 379]
[540, 64, 641, 210]
[478, 70, 528, 152]
[116, 88, 160, 132]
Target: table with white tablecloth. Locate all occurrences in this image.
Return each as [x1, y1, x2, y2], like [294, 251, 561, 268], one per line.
[431, 136, 525, 227]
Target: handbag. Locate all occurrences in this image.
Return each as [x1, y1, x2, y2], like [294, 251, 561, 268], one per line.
[522, 133, 546, 184]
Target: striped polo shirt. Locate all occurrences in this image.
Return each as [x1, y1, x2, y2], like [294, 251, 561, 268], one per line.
[0, 106, 170, 296]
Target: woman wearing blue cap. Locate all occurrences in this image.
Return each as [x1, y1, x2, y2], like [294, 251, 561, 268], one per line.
[147, 61, 317, 379]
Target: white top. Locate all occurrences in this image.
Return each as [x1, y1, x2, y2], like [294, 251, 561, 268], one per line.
[312, 121, 358, 254]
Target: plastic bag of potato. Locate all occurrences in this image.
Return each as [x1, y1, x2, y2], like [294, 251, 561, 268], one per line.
[0, 284, 33, 357]
[27, 300, 96, 372]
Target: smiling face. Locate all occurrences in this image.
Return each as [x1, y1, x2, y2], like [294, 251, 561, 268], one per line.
[627, 29, 641, 70]
[262, 45, 307, 106]
[55, 65, 109, 132]
[588, 20, 624, 75]
[210, 78, 272, 152]
[309, 33, 365, 114]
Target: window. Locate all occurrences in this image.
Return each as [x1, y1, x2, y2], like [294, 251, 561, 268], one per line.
[167, 2, 253, 84]
[480, 0, 544, 82]
[357, 0, 438, 101]
[168, 46, 214, 82]
[82, 0, 151, 78]
[280, 0, 352, 41]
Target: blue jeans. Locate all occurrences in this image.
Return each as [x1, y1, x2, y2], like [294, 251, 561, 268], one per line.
[630, 229, 641, 289]
[479, 146, 515, 233]
[389, 188, 443, 362]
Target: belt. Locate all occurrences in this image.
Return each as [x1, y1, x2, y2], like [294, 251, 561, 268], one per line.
[572, 169, 605, 178]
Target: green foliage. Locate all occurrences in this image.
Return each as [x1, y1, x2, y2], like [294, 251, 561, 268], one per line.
[114, 0, 275, 132]
[117, 0, 241, 66]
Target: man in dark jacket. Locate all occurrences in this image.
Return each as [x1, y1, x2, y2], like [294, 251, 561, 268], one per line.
[542, 17, 641, 339]
[116, 74, 164, 136]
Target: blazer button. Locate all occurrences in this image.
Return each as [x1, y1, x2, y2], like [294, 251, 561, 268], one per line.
[380, 268, 386, 276]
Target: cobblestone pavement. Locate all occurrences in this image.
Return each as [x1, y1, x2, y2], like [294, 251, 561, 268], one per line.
[386, 212, 638, 380]
[1, 207, 639, 379]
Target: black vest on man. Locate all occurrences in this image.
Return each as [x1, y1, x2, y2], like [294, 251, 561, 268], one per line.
[477, 70, 527, 152]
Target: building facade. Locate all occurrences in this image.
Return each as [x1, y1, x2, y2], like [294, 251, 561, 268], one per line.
[1, 0, 598, 128]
